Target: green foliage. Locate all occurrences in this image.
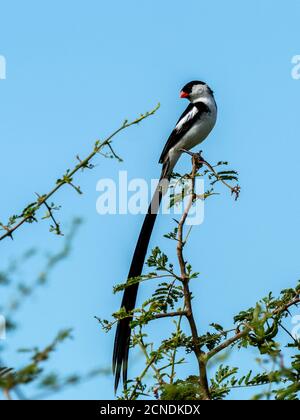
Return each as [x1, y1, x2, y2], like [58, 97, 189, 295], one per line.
[151, 282, 184, 312]
[101, 184, 299, 401]
[98, 157, 299, 400]
[169, 160, 240, 209]
[0, 329, 72, 391]
[210, 365, 239, 399]
[147, 247, 172, 272]
[160, 376, 203, 400]
[234, 285, 300, 359]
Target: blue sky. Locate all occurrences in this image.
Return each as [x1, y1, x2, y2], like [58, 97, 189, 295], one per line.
[0, 0, 300, 400]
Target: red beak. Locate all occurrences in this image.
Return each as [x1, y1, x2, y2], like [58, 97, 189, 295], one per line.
[180, 91, 189, 99]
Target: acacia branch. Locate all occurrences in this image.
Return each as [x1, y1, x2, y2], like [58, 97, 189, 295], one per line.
[176, 153, 211, 400]
[170, 314, 184, 385]
[136, 329, 166, 388]
[152, 311, 187, 320]
[273, 296, 299, 315]
[40, 197, 62, 236]
[207, 295, 300, 360]
[181, 149, 240, 200]
[129, 353, 157, 400]
[207, 328, 250, 360]
[0, 103, 160, 242]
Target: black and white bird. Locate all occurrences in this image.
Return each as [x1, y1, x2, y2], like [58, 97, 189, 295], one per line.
[113, 81, 217, 392]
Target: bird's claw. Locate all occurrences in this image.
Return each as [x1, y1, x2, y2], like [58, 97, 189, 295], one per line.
[193, 150, 206, 169]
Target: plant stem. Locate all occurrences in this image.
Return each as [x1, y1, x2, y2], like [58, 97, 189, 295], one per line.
[176, 154, 211, 400]
[137, 332, 165, 388]
[129, 354, 157, 400]
[170, 314, 184, 384]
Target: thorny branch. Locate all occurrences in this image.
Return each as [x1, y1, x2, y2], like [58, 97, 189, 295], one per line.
[176, 153, 211, 400]
[0, 104, 160, 242]
[181, 149, 240, 200]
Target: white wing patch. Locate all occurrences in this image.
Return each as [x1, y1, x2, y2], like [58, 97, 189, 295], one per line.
[175, 106, 198, 132]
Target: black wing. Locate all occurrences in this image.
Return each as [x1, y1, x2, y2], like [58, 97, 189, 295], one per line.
[159, 102, 210, 164]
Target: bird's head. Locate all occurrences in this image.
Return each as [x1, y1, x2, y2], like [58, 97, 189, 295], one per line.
[180, 81, 214, 103]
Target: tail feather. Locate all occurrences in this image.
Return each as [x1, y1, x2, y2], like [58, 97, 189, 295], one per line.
[113, 172, 168, 392]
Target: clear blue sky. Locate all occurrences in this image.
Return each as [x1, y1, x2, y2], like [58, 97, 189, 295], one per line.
[0, 0, 299, 400]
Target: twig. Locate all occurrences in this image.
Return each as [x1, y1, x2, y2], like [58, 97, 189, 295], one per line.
[181, 149, 240, 200]
[152, 311, 187, 320]
[38, 195, 63, 236]
[170, 314, 184, 385]
[107, 143, 124, 163]
[129, 354, 157, 400]
[207, 328, 250, 360]
[137, 329, 166, 388]
[273, 296, 299, 315]
[0, 103, 160, 242]
[279, 321, 300, 346]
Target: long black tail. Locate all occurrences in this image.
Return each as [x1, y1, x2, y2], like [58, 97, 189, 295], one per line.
[113, 175, 167, 392]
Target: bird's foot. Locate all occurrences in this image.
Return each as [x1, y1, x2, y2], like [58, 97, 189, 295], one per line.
[180, 149, 206, 170]
[193, 150, 206, 170]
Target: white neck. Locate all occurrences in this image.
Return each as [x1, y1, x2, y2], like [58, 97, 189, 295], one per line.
[193, 95, 217, 112]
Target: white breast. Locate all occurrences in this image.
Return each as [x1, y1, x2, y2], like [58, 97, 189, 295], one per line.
[167, 103, 217, 173]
